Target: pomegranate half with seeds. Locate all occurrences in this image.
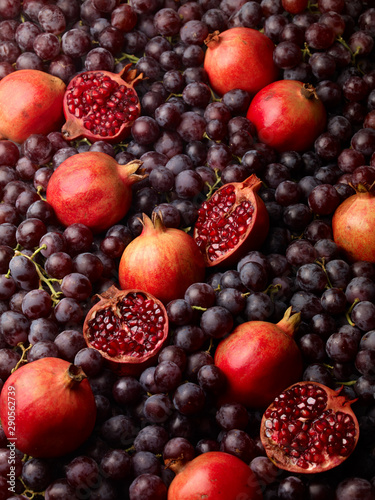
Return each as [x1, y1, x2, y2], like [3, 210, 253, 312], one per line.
[260, 381, 359, 474]
[83, 286, 169, 376]
[193, 174, 269, 267]
[61, 64, 142, 143]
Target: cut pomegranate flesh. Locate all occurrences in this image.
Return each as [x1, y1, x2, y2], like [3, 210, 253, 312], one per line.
[193, 174, 269, 267]
[64, 71, 139, 139]
[86, 291, 166, 358]
[194, 184, 254, 263]
[261, 382, 359, 474]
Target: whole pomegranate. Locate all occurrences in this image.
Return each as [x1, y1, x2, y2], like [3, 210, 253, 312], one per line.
[203, 27, 279, 96]
[0, 357, 96, 458]
[0, 69, 66, 144]
[214, 307, 303, 408]
[193, 174, 270, 267]
[260, 381, 359, 473]
[62, 64, 142, 143]
[332, 185, 375, 262]
[167, 451, 263, 499]
[46, 151, 144, 233]
[118, 213, 206, 304]
[83, 286, 169, 376]
[247, 80, 327, 152]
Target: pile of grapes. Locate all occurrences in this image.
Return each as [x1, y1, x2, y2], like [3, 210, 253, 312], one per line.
[0, 0, 375, 498]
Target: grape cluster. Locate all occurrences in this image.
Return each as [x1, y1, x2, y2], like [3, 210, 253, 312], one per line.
[1, 0, 375, 498]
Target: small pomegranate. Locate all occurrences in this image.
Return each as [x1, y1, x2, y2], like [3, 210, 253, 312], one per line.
[167, 451, 263, 499]
[260, 381, 359, 473]
[0, 357, 96, 458]
[247, 80, 327, 152]
[61, 64, 142, 143]
[214, 307, 303, 409]
[119, 213, 206, 304]
[332, 185, 375, 262]
[83, 285, 169, 376]
[204, 27, 278, 97]
[193, 174, 269, 267]
[0, 69, 66, 144]
[46, 151, 144, 233]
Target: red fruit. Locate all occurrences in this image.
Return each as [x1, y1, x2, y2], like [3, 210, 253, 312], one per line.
[119, 213, 206, 304]
[46, 151, 144, 233]
[281, 0, 309, 14]
[193, 174, 269, 267]
[214, 307, 303, 408]
[203, 27, 279, 97]
[332, 186, 375, 262]
[61, 64, 142, 144]
[83, 285, 169, 376]
[167, 451, 263, 500]
[260, 381, 359, 473]
[0, 357, 96, 458]
[0, 69, 66, 144]
[247, 80, 327, 152]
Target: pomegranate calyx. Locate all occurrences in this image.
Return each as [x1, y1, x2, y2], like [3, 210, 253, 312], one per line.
[204, 30, 220, 47]
[276, 306, 301, 338]
[65, 363, 88, 388]
[118, 159, 145, 185]
[301, 83, 319, 101]
[140, 212, 167, 234]
[117, 63, 143, 86]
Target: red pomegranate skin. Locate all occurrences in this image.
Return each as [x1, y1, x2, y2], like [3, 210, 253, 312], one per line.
[0, 357, 96, 458]
[247, 80, 327, 152]
[46, 151, 144, 233]
[167, 451, 263, 500]
[203, 27, 279, 96]
[332, 190, 375, 262]
[214, 308, 303, 408]
[0, 69, 66, 144]
[119, 213, 206, 304]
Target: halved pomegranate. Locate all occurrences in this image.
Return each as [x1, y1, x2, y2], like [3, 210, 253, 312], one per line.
[61, 64, 142, 143]
[83, 285, 169, 376]
[260, 381, 359, 474]
[193, 174, 269, 267]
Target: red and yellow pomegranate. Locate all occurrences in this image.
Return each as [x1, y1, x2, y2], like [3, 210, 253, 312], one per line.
[204, 27, 279, 96]
[0, 69, 66, 143]
[0, 357, 96, 458]
[46, 151, 144, 233]
[260, 382, 359, 473]
[332, 185, 375, 262]
[83, 286, 169, 375]
[247, 80, 327, 152]
[119, 213, 206, 304]
[214, 307, 303, 408]
[193, 174, 269, 267]
[167, 451, 263, 499]
[62, 64, 142, 143]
